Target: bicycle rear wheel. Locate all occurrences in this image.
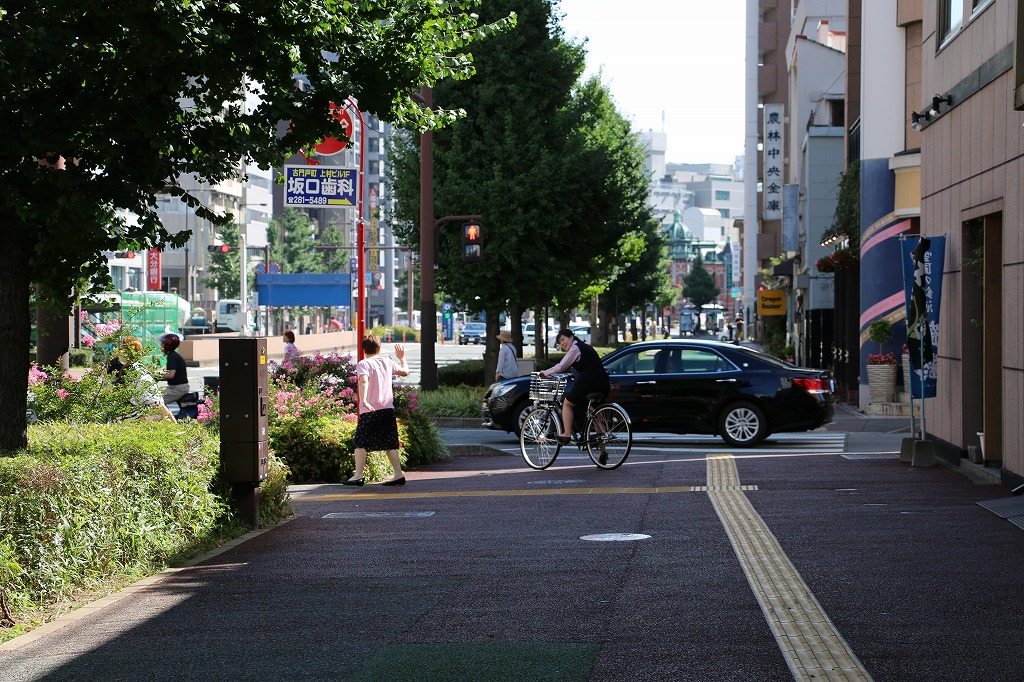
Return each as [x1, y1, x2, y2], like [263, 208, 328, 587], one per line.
[586, 404, 632, 470]
[520, 407, 561, 470]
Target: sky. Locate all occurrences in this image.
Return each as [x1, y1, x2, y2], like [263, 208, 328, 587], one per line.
[556, 0, 747, 166]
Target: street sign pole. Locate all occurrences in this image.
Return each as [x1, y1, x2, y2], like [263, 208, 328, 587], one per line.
[349, 98, 366, 360]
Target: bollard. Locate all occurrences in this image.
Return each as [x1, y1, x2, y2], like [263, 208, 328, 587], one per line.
[900, 437, 916, 463]
[911, 440, 936, 467]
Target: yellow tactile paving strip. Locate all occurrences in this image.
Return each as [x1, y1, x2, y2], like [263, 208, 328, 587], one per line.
[706, 455, 873, 681]
[294, 484, 759, 502]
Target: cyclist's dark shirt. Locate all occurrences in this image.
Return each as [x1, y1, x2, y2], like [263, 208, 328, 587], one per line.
[165, 350, 189, 386]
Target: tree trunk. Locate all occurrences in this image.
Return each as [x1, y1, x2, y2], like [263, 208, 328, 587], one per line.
[509, 302, 525, 351]
[0, 219, 33, 452]
[484, 311, 500, 386]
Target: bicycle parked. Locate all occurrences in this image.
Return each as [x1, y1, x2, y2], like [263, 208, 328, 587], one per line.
[519, 373, 632, 470]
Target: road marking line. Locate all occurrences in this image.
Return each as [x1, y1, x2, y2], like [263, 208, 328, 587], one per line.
[706, 455, 873, 681]
[294, 484, 759, 502]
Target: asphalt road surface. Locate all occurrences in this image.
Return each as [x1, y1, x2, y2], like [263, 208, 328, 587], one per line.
[3, 424, 1023, 681]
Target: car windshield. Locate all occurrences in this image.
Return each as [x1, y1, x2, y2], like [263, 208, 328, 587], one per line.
[464, 323, 485, 331]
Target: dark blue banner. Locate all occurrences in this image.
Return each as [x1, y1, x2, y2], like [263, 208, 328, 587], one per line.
[901, 236, 945, 398]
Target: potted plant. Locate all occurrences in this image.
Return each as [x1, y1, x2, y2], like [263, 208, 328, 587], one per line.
[866, 319, 897, 403]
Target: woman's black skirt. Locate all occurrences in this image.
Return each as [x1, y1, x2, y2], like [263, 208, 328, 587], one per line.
[353, 408, 400, 451]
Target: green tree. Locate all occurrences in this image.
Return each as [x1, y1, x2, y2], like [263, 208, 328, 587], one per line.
[683, 254, 720, 319]
[269, 210, 320, 275]
[388, 0, 652, 371]
[203, 221, 243, 299]
[389, 0, 586, 367]
[598, 219, 674, 345]
[546, 75, 655, 326]
[0, 1, 514, 451]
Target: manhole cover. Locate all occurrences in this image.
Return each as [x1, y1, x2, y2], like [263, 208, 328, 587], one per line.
[322, 511, 435, 519]
[580, 533, 651, 542]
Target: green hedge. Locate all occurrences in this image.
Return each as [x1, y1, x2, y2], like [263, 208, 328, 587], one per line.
[439, 360, 486, 387]
[270, 409, 449, 484]
[438, 355, 568, 388]
[417, 386, 486, 418]
[0, 421, 290, 632]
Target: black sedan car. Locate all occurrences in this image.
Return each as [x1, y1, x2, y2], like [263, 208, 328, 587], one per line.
[482, 339, 834, 447]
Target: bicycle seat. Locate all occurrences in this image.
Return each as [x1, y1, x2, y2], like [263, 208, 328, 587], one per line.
[586, 392, 605, 403]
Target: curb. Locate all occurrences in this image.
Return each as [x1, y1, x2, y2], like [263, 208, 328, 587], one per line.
[432, 417, 487, 429]
[448, 444, 512, 457]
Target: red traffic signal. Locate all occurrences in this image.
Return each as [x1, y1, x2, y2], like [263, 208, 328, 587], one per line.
[462, 222, 482, 262]
[207, 244, 232, 253]
[462, 222, 481, 244]
[114, 251, 136, 259]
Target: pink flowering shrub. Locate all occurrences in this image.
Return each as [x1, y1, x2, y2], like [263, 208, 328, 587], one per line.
[195, 349, 445, 483]
[26, 360, 163, 423]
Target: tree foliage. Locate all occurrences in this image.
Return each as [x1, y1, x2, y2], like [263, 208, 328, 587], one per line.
[203, 221, 243, 300]
[0, 0, 514, 451]
[387, 0, 655, 368]
[683, 254, 720, 311]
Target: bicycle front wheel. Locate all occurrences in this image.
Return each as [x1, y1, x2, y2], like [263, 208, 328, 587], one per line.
[586, 404, 632, 470]
[520, 407, 562, 470]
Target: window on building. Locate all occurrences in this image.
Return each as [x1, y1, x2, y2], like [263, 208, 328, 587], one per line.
[1016, 0, 1024, 110]
[715, 190, 730, 201]
[828, 99, 845, 127]
[938, 0, 964, 44]
[719, 209, 730, 218]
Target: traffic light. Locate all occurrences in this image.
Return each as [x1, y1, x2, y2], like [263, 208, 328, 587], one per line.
[372, 272, 383, 290]
[462, 221, 482, 262]
[114, 251, 136, 259]
[207, 244, 232, 254]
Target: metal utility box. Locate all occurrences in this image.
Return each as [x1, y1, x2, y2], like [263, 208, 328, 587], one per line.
[219, 337, 269, 482]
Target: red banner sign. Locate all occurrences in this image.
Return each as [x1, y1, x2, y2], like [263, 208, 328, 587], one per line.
[146, 249, 162, 291]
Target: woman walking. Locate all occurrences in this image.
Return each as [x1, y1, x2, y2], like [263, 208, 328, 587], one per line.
[343, 334, 410, 486]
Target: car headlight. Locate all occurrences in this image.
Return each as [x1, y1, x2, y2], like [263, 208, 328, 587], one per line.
[492, 383, 516, 399]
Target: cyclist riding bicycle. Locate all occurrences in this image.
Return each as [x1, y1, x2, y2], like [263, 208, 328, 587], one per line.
[539, 327, 610, 445]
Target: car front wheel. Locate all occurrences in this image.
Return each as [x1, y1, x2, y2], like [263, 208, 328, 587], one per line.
[718, 402, 767, 447]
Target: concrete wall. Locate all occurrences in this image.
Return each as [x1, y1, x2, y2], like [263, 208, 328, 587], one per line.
[179, 331, 358, 366]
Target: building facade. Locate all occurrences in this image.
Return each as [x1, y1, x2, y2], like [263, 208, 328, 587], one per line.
[915, 0, 1023, 483]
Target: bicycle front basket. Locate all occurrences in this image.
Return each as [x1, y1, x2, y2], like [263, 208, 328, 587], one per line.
[530, 374, 567, 402]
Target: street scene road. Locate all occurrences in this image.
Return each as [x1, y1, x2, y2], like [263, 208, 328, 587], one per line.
[3, 409, 1022, 681]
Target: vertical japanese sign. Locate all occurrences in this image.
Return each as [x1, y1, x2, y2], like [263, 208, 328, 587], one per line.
[902, 236, 946, 398]
[763, 104, 784, 221]
[146, 249, 162, 291]
[782, 183, 799, 251]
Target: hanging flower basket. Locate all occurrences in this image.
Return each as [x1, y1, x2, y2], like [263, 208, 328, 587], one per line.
[816, 247, 859, 273]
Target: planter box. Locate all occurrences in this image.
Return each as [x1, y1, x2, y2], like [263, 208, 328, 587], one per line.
[867, 364, 898, 403]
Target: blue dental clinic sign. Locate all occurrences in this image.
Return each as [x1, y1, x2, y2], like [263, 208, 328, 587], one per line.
[284, 165, 357, 207]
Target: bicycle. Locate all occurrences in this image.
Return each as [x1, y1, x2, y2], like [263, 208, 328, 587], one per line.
[519, 372, 633, 470]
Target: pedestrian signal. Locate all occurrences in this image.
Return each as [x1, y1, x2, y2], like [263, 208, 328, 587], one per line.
[462, 221, 482, 262]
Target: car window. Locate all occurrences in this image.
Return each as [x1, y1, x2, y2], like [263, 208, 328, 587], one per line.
[674, 348, 733, 373]
[605, 348, 660, 375]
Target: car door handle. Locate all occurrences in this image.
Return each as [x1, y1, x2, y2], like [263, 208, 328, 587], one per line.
[716, 378, 738, 383]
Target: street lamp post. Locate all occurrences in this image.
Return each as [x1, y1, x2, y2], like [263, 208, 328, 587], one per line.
[234, 200, 268, 336]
